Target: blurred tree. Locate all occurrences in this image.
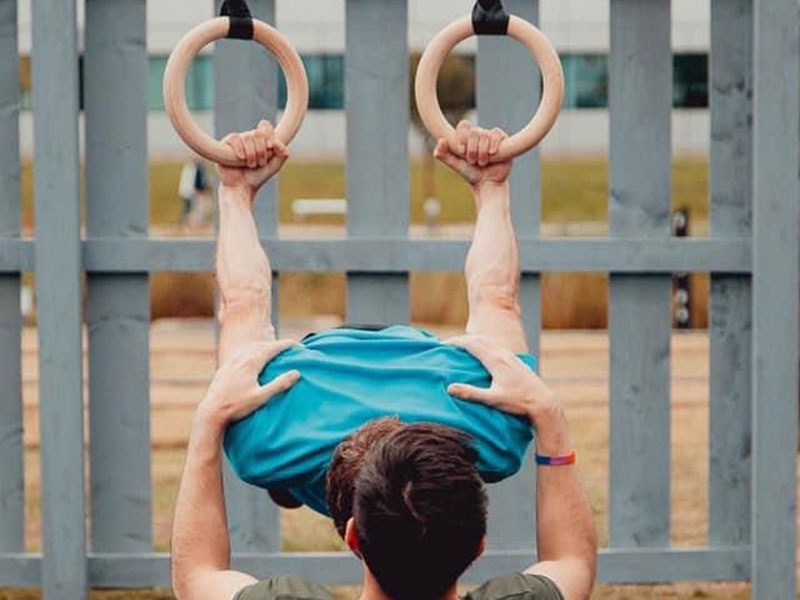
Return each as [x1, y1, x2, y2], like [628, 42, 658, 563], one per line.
[410, 52, 475, 203]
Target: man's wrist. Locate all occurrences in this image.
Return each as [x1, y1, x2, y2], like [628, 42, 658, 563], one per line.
[529, 404, 572, 456]
[473, 180, 509, 195]
[219, 182, 256, 202]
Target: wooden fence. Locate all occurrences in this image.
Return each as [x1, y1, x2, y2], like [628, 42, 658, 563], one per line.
[0, 0, 797, 598]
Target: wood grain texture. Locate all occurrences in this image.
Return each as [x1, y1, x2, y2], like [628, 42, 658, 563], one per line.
[31, 0, 87, 595]
[345, 0, 410, 324]
[608, 0, 672, 548]
[751, 0, 799, 596]
[708, 0, 752, 547]
[0, 0, 24, 554]
[85, 0, 152, 554]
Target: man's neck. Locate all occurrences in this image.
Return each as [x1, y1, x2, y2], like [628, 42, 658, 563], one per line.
[359, 568, 459, 600]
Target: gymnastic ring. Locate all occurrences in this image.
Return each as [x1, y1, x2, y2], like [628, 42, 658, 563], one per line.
[163, 17, 309, 167]
[415, 15, 564, 163]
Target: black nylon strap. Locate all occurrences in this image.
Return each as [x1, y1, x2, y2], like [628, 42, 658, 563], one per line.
[472, 0, 510, 35]
[220, 0, 254, 40]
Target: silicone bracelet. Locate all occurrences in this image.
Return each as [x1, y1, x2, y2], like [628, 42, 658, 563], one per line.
[535, 451, 576, 466]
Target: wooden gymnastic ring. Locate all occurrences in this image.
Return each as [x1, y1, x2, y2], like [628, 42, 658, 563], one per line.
[415, 15, 564, 163]
[163, 17, 309, 166]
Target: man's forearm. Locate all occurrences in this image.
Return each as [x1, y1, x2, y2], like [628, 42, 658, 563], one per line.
[171, 410, 231, 594]
[533, 409, 597, 572]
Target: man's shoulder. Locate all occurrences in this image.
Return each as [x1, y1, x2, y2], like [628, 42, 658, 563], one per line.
[462, 573, 565, 600]
[233, 575, 333, 600]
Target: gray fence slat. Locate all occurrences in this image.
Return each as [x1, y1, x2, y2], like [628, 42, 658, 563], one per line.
[708, 0, 752, 547]
[31, 0, 88, 595]
[214, 0, 281, 552]
[477, 0, 540, 551]
[0, 0, 24, 554]
[608, 0, 672, 547]
[751, 0, 799, 596]
[345, 0, 410, 324]
[84, 0, 152, 554]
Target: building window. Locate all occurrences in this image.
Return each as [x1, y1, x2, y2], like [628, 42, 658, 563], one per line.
[19, 52, 709, 112]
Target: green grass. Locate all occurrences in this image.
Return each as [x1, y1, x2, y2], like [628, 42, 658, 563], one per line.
[19, 157, 709, 230]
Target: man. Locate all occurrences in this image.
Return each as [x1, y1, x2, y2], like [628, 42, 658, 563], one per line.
[170, 122, 596, 599]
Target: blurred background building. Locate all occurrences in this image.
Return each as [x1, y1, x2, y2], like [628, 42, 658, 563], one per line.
[15, 0, 709, 159]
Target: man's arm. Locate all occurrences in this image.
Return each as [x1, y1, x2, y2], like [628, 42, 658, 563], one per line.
[447, 336, 597, 600]
[215, 121, 289, 363]
[171, 341, 300, 600]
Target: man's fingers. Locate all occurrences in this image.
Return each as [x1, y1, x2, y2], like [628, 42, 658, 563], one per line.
[478, 132, 491, 167]
[466, 128, 480, 164]
[225, 135, 247, 161]
[489, 128, 505, 155]
[448, 383, 494, 404]
[254, 135, 269, 167]
[273, 140, 290, 159]
[456, 120, 471, 155]
[258, 370, 301, 401]
[242, 135, 258, 168]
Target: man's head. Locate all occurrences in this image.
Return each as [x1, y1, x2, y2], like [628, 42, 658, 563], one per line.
[326, 418, 488, 600]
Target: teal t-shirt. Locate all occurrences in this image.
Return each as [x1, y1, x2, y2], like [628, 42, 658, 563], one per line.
[224, 326, 536, 516]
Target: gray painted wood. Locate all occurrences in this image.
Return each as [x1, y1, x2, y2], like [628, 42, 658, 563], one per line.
[708, 0, 752, 547]
[608, 0, 672, 547]
[0, 237, 752, 275]
[31, 0, 87, 595]
[214, 0, 281, 553]
[751, 0, 799, 596]
[84, 0, 152, 554]
[0, 546, 752, 588]
[345, 0, 410, 324]
[477, 0, 540, 552]
[0, 0, 24, 554]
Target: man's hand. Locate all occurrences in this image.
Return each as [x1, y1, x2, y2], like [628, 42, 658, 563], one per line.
[434, 121, 512, 191]
[197, 340, 300, 428]
[447, 335, 569, 454]
[217, 120, 290, 194]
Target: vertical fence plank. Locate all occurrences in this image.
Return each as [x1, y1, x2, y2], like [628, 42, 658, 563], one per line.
[708, 0, 752, 547]
[214, 0, 281, 552]
[345, 0, 410, 324]
[477, 0, 539, 551]
[0, 0, 24, 554]
[31, 0, 87, 595]
[751, 0, 799, 595]
[608, 0, 672, 548]
[85, 0, 152, 553]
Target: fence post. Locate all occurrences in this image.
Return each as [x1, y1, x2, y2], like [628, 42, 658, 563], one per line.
[0, 0, 24, 555]
[214, 0, 282, 552]
[85, 0, 153, 554]
[477, 0, 539, 551]
[608, 0, 672, 548]
[345, 0, 410, 325]
[708, 0, 752, 547]
[751, 0, 799, 596]
[31, 0, 87, 596]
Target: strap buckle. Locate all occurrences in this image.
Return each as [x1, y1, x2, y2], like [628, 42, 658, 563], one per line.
[472, 0, 510, 36]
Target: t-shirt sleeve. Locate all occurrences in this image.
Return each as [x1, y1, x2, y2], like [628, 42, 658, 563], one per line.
[233, 575, 333, 600]
[462, 573, 565, 600]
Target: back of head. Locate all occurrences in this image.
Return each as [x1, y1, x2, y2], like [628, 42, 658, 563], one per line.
[353, 423, 487, 600]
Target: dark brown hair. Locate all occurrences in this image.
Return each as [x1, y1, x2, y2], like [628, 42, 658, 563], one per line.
[329, 421, 488, 600]
[327, 417, 406, 537]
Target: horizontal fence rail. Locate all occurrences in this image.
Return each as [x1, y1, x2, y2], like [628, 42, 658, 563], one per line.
[0, 238, 753, 274]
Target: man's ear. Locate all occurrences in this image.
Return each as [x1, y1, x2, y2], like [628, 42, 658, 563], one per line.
[475, 536, 486, 561]
[345, 517, 362, 559]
